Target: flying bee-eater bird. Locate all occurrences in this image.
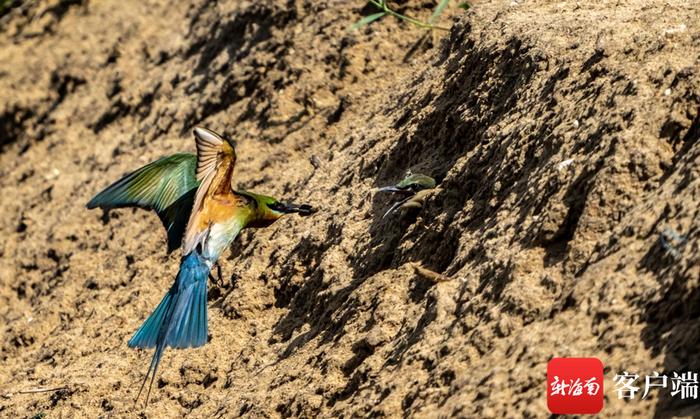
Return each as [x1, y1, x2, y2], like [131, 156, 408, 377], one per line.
[376, 172, 437, 218]
[87, 127, 315, 405]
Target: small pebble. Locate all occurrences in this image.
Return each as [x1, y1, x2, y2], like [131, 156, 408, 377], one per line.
[557, 158, 574, 171]
[664, 24, 687, 35]
[45, 168, 60, 180]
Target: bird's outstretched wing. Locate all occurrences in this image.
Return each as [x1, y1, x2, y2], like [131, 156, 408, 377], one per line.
[182, 127, 237, 255]
[86, 153, 199, 253]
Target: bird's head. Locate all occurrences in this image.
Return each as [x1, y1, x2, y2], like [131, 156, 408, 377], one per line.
[239, 191, 316, 228]
[377, 172, 436, 194]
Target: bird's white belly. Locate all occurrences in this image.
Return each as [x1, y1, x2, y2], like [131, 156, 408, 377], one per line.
[201, 220, 243, 262]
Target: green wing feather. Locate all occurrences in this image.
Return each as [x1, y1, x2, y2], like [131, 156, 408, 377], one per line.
[87, 153, 199, 253]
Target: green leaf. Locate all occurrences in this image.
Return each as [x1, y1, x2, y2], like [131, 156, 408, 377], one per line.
[349, 11, 386, 31]
[430, 0, 450, 24]
[458, 1, 471, 10]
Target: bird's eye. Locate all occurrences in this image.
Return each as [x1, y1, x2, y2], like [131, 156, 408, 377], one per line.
[269, 202, 284, 212]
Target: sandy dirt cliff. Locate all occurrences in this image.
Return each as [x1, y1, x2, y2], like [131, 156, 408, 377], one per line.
[0, 0, 699, 417]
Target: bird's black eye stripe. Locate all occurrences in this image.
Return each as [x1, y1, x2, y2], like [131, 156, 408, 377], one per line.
[269, 202, 285, 212]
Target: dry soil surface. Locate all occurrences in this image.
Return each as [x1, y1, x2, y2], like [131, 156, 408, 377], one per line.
[1, 0, 699, 417]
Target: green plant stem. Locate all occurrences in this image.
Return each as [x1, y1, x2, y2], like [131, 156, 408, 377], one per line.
[368, 0, 450, 31]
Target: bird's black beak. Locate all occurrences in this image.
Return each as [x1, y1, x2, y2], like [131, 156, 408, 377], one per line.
[377, 186, 413, 195]
[282, 202, 316, 216]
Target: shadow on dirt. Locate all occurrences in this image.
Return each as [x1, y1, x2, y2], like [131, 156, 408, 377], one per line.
[266, 27, 547, 372]
[638, 144, 700, 417]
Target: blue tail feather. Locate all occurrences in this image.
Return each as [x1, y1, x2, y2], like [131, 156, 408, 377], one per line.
[130, 252, 210, 405]
[166, 280, 208, 348]
[129, 287, 176, 349]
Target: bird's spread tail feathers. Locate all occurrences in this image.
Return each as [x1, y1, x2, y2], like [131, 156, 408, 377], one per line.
[128, 252, 210, 406]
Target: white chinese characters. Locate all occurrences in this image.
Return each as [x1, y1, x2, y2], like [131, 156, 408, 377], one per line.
[614, 371, 699, 400]
[550, 376, 600, 397]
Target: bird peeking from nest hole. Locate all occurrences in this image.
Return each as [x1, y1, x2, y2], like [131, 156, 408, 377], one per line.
[376, 172, 438, 219]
